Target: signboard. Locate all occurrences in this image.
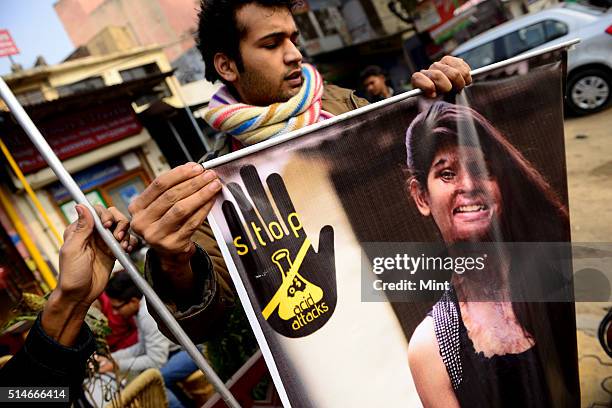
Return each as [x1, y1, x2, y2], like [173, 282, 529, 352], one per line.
[207, 49, 580, 407]
[48, 159, 126, 202]
[414, 0, 466, 33]
[0, 29, 19, 58]
[3, 102, 143, 174]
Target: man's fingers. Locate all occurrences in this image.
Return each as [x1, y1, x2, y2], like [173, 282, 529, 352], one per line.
[440, 55, 472, 85]
[421, 69, 453, 95]
[126, 235, 139, 253]
[128, 163, 205, 214]
[431, 62, 466, 91]
[141, 180, 221, 247]
[411, 71, 437, 97]
[143, 169, 218, 220]
[152, 202, 213, 255]
[157, 180, 221, 230]
[94, 204, 114, 228]
[175, 200, 215, 242]
[412, 56, 473, 98]
[64, 205, 95, 251]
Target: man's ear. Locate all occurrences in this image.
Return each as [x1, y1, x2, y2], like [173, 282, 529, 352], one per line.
[214, 52, 238, 83]
[409, 179, 431, 216]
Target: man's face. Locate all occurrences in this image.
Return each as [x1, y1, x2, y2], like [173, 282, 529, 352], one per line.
[109, 297, 140, 319]
[363, 74, 387, 97]
[412, 144, 503, 243]
[231, 4, 303, 106]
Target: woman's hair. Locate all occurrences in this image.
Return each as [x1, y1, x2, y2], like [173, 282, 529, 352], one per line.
[405, 101, 569, 242]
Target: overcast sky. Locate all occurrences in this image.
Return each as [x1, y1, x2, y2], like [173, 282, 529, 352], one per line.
[0, 0, 74, 75]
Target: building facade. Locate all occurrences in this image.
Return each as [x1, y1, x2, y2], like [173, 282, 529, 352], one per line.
[54, 0, 199, 63]
[0, 45, 182, 284]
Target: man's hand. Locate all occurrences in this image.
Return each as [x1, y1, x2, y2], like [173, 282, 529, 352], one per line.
[57, 205, 136, 307]
[411, 56, 472, 98]
[42, 205, 136, 346]
[128, 163, 222, 292]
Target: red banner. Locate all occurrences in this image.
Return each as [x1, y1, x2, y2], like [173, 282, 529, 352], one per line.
[0, 29, 19, 57]
[4, 103, 143, 173]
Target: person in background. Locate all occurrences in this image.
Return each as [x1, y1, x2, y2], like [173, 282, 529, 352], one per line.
[96, 271, 172, 375]
[84, 271, 173, 406]
[96, 290, 138, 352]
[0, 205, 136, 404]
[360, 65, 394, 102]
[161, 349, 202, 408]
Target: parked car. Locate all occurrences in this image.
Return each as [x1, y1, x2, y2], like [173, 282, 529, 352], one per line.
[452, 3, 612, 115]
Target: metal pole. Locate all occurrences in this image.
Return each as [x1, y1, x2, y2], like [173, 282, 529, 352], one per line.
[0, 78, 241, 408]
[167, 119, 194, 162]
[172, 78, 212, 153]
[184, 104, 212, 152]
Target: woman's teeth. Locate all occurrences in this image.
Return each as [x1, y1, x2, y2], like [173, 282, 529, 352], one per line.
[455, 204, 486, 213]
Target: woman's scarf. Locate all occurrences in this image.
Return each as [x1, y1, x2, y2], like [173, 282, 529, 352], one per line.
[202, 63, 333, 146]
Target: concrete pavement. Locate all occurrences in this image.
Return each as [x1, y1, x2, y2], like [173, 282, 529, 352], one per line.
[564, 107, 612, 408]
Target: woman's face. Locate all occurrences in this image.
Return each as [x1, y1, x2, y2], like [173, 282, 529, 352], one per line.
[411, 143, 503, 243]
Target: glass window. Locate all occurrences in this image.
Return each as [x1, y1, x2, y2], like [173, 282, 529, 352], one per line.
[458, 41, 496, 69]
[544, 20, 568, 40]
[502, 22, 546, 58]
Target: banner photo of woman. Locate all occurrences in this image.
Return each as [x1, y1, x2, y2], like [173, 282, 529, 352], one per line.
[207, 49, 579, 408]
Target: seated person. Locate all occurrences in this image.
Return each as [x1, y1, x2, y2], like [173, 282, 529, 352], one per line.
[96, 290, 138, 352]
[97, 271, 172, 375]
[85, 271, 174, 406]
[162, 349, 202, 408]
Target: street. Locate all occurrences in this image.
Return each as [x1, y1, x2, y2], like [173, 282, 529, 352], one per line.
[565, 107, 612, 407]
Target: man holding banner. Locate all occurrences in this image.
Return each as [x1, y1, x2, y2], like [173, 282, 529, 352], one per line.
[122, 0, 472, 343]
[86, 0, 582, 404]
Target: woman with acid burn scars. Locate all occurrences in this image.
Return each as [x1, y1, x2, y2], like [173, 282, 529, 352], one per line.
[406, 101, 579, 408]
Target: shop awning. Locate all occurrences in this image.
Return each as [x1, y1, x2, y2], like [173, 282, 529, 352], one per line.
[0, 71, 173, 124]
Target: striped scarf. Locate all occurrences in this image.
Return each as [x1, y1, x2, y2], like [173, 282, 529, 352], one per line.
[202, 63, 333, 146]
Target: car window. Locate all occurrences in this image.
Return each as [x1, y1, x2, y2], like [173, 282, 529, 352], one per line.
[502, 22, 547, 58]
[544, 20, 568, 41]
[457, 41, 496, 69]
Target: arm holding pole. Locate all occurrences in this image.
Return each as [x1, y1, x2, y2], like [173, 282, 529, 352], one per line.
[0, 78, 241, 408]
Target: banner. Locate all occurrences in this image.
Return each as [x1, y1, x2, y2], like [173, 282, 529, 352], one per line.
[208, 48, 580, 407]
[2, 102, 142, 173]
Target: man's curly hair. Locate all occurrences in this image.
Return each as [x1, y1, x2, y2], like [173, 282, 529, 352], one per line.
[197, 0, 295, 83]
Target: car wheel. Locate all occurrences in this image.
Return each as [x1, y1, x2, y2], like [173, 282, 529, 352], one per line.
[567, 68, 611, 116]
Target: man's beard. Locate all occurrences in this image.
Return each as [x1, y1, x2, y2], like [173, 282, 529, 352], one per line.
[239, 70, 292, 106]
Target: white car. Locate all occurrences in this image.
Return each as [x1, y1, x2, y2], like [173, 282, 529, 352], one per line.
[452, 3, 612, 115]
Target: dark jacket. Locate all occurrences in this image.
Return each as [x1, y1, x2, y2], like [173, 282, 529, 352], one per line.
[0, 315, 96, 405]
[145, 84, 368, 344]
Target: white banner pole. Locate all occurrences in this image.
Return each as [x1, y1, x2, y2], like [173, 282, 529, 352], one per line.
[0, 78, 242, 408]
